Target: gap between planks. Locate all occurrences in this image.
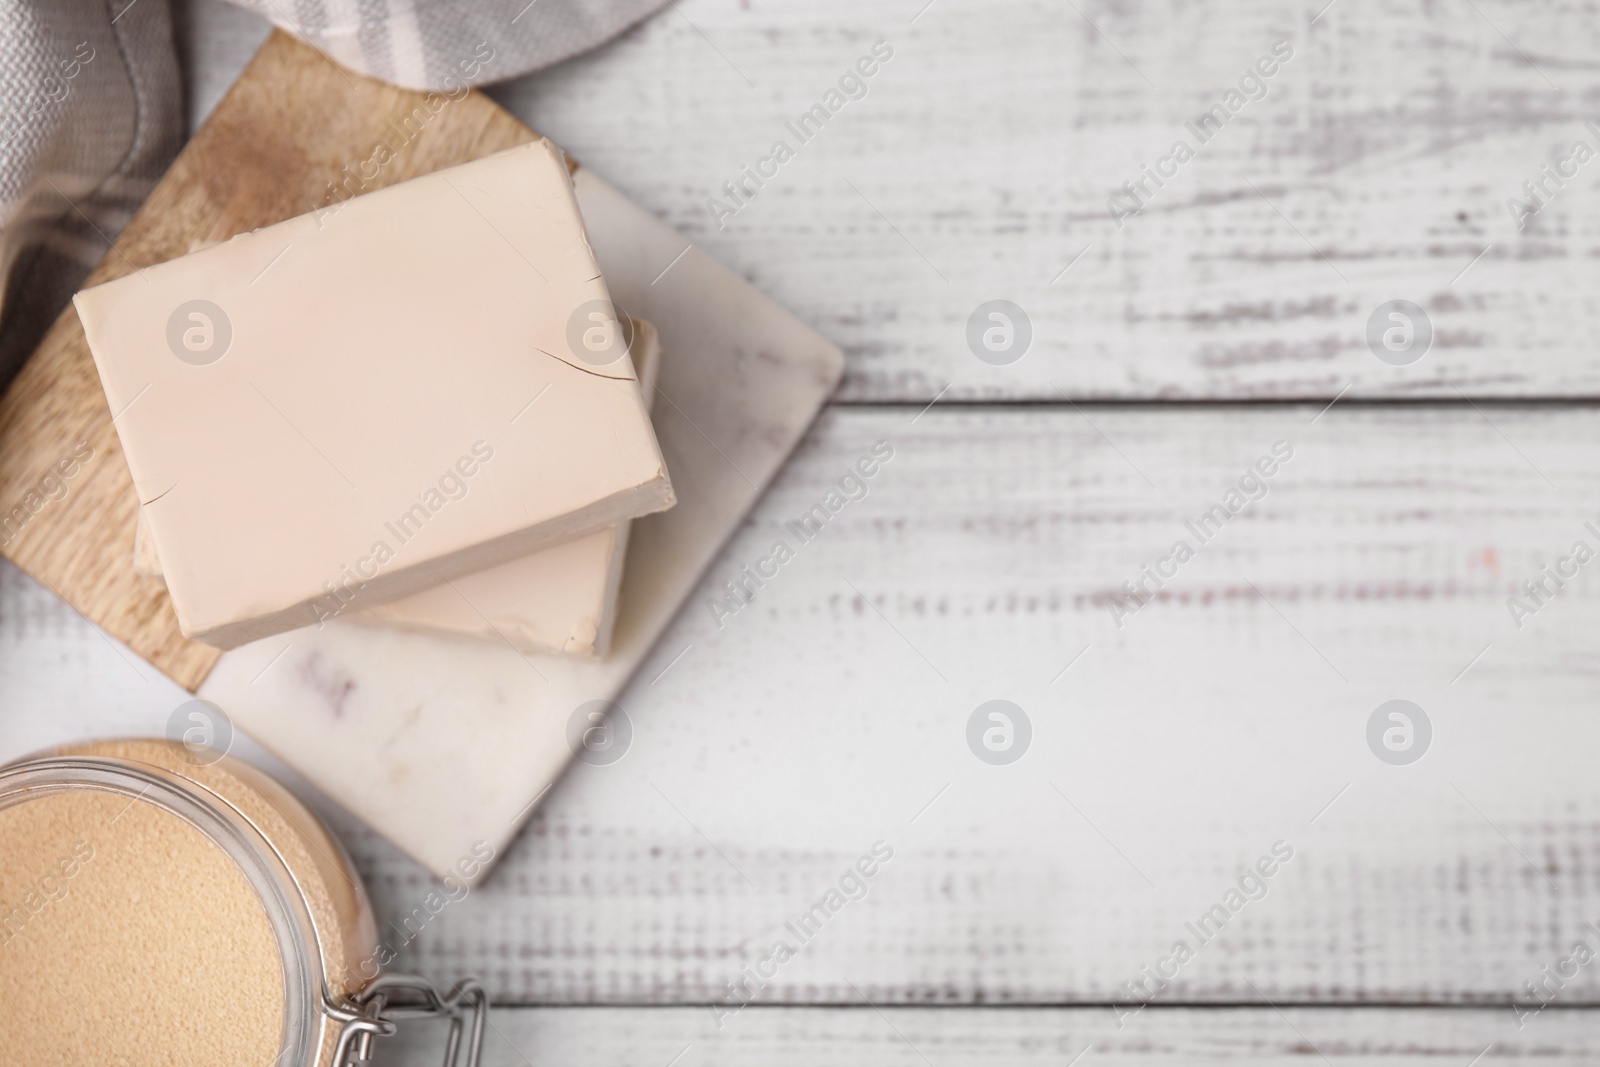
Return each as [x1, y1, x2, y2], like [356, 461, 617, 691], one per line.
[378, 1005, 1600, 1065]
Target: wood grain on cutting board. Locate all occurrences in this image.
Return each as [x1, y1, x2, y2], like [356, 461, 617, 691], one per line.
[0, 32, 544, 689]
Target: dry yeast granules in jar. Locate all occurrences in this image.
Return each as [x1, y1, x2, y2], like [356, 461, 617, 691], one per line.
[0, 738, 486, 1067]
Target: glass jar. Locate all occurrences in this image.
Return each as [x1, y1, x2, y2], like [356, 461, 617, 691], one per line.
[0, 738, 485, 1066]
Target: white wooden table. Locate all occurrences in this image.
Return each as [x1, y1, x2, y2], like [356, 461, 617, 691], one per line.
[4, 0, 1598, 1060]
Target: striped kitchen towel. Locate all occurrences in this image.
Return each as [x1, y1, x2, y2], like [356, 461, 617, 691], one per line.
[0, 0, 667, 387]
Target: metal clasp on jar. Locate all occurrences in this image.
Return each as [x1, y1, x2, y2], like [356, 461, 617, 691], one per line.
[328, 973, 488, 1067]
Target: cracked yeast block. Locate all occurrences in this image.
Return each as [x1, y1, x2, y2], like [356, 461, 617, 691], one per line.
[355, 317, 663, 658]
[72, 140, 673, 649]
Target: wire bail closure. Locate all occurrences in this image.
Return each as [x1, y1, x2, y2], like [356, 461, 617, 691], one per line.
[330, 974, 488, 1067]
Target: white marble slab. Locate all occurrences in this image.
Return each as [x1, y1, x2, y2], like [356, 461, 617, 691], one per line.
[198, 168, 843, 878]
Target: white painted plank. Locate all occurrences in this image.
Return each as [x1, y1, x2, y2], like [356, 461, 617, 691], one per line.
[490, 0, 1600, 401]
[178, 0, 1600, 400]
[383, 1006, 1598, 1066]
[11, 406, 1600, 1003]
[338, 404, 1600, 1004]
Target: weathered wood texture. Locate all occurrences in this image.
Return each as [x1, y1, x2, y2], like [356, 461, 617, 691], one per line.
[318, 403, 1600, 1004]
[495, 0, 1600, 401]
[0, 33, 547, 689]
[378, 1006, 1600, 1065]
[11, 405, 1597, 1004]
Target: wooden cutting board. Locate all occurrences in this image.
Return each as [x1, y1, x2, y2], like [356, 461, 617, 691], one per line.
[0, 32, 549, 690]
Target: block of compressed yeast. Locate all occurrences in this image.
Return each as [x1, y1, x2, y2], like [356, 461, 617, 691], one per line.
[132, 317, 663, 658]
[202, 165, 846, 880]
[75, 140, 673, 649]
[356, 317, 661, 657]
